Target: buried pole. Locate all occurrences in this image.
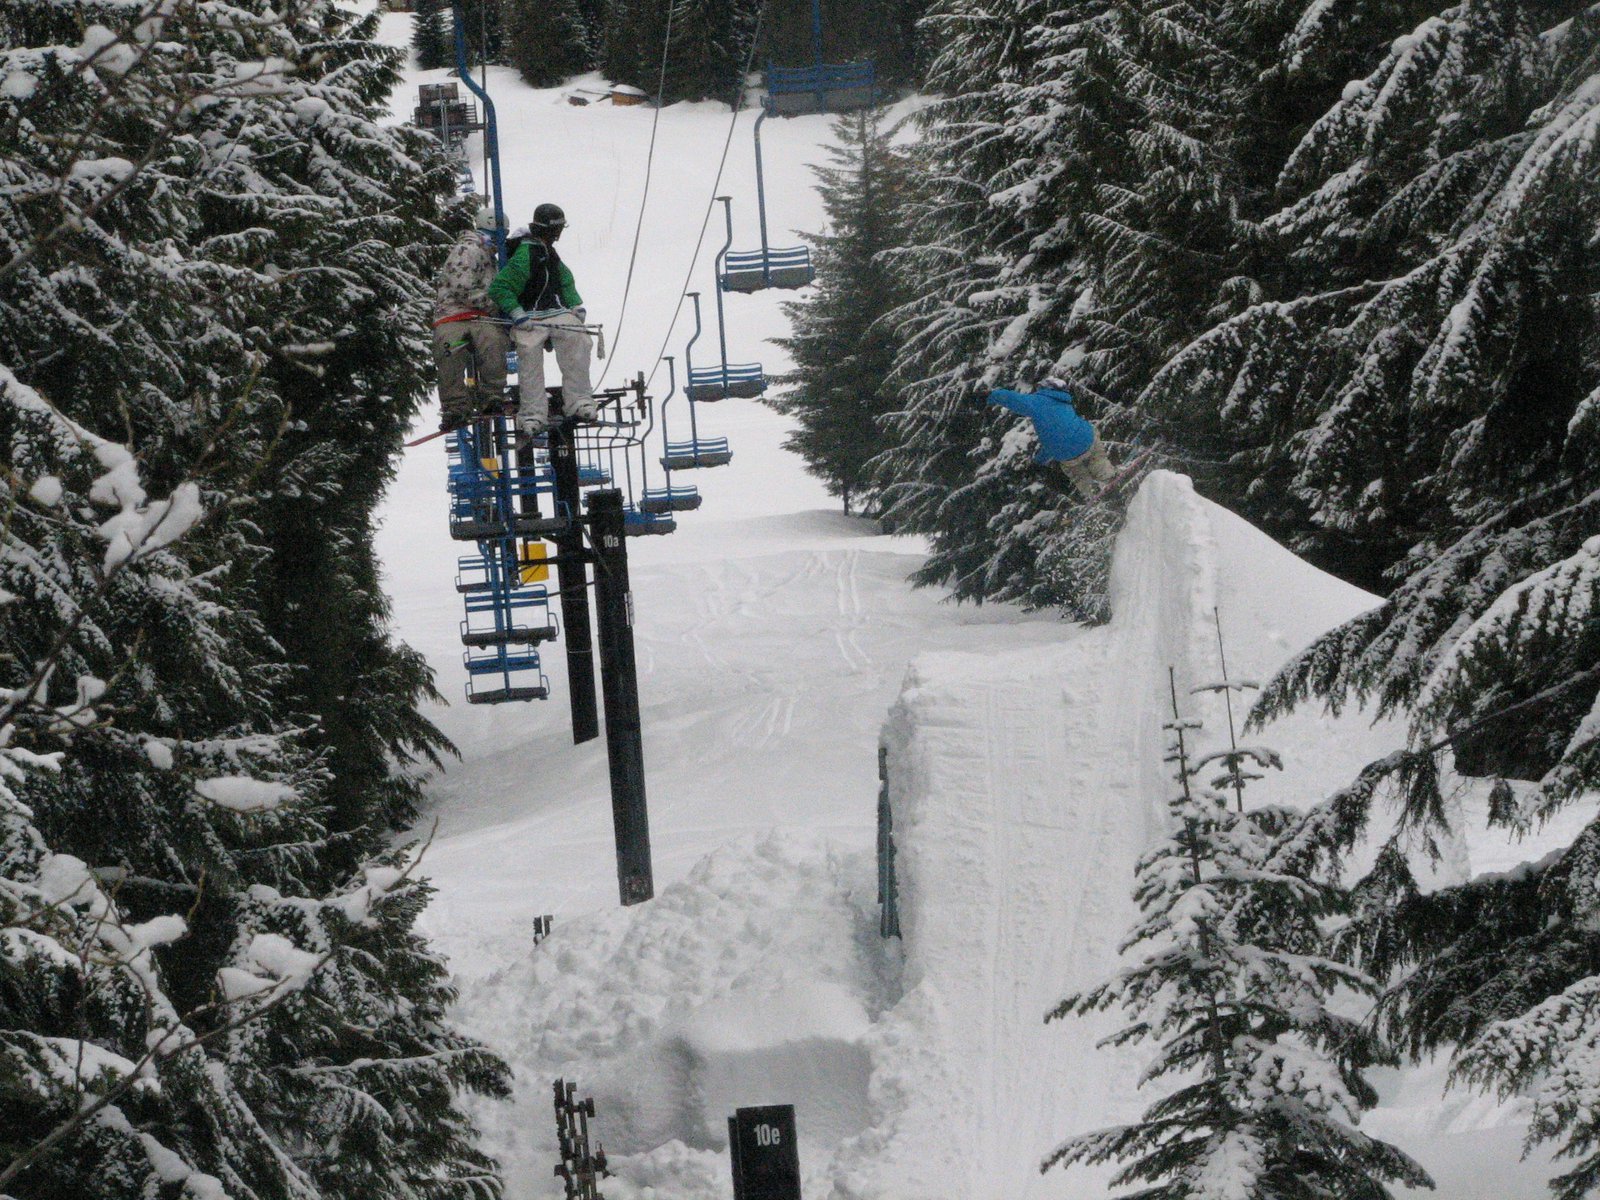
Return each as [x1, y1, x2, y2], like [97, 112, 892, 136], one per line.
[587, 489, 653, 905]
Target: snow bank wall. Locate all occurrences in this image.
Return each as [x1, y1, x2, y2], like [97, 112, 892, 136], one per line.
[840, 471, 1383, 1200]
[450, 836, 892, 1199]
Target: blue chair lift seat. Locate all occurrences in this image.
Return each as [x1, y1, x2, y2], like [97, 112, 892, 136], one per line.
[512, 510, 573, 537]
[447, 455, 573, 540]
[763, 61, 878, 118]
[464, 646, 550, 704]
[687, 362, 767, 402]
[662, 437, 733, 471]
[455, 554, 497, 594]
[624, 508, 677, 536]
[519, 445, 611, 489]
[459, 587, 558, 647]
[449, 501, 510, 542]
[640, 483, 702, 514]
[719, 246, 814, 293]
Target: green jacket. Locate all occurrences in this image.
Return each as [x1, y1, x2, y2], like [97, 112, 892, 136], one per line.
[488, 239, 582, 317]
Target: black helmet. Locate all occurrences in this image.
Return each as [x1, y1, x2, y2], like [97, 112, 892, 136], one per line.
[531, 202, 567, 234]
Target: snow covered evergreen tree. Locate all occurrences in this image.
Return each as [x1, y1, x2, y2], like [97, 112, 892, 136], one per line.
[876, 0, 1354, 619]
[1146, 1, 1600, 594]
[414, 0, 452, 69]
[460, 0, 507, 64]
[1219, 11, 1600, 1183]
[0, 0, 508, 1192]
[1047, 683, 1431, 1198]
[600, 0, 758, 103]
[506, 0, 594, 86]
[662, 0, 746, 102]
[757, 0, 919, 84]
[869, 0, 1070, 606]
[600, 0, 665, 97]
[768, 109, 911, 516]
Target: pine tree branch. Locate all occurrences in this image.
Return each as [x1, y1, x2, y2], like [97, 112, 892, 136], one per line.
[0, 826, 438, 1190]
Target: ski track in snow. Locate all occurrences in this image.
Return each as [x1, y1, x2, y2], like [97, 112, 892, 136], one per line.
[370, 17, 1569, 1198]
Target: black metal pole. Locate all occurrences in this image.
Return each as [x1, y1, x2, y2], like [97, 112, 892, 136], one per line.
[588, 489, 653, 906]
[550, 420, 600, 744]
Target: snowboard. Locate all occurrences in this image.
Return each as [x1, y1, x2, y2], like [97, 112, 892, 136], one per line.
[1086, 447, 1156, 503]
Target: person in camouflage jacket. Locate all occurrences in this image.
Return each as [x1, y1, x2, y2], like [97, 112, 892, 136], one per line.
[431, 204, 508, 431]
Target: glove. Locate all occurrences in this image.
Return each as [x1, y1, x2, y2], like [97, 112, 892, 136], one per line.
[573, 307, 587, 323]
[509, 307, 536, 330]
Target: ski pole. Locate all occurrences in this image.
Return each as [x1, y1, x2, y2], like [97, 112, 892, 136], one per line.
[487, 316, 606, 359]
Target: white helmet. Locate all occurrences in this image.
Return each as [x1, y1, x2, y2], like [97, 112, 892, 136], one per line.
[473, 203, 497, 231]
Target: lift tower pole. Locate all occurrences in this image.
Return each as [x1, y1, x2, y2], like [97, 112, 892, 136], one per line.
[550, 419, 600, 744]
[588, 489, 653, 905]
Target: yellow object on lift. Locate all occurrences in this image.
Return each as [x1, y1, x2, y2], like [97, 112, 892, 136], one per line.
[520, 541, 550, 584]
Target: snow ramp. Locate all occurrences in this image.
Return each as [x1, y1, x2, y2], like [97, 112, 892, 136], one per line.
[833, 470, 1384, 1200]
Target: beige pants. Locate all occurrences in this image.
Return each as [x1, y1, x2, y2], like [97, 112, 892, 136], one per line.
[432, 319, 508, 423]
[1059, 431, 1116, 498]
[512, 311, 594, 432]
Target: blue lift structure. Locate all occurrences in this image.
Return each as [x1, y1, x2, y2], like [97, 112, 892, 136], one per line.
[697, 200, 772, 400]
[446, 419, 559, 705]
[639, 357, 704, 516]
[717, 127, 816, 295]
[437, 0, 666, 905]
[722, 0, 877, 292]
[669, 292, 736, 470]
[441, 382, 662, 905]
[762, 0, 880, 119]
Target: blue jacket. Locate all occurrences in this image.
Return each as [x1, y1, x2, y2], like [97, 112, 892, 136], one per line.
[987, 388, 1096, 463]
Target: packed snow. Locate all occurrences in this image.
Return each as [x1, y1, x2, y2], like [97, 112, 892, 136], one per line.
[373, 18, 1565, 1198]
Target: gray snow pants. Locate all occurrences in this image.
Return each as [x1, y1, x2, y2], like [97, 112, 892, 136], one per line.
[1059, 430, 1116, 498]
[433, 318, 508, 423]
[512, 311, 595, 433]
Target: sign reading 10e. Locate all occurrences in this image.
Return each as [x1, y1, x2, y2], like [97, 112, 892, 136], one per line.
[728, 1105, 801, 1200]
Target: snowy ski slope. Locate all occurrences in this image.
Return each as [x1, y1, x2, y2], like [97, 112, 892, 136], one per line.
[372, 20, 1560, 1198]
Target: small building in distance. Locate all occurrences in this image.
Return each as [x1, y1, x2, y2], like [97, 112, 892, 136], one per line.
[609, 84, 650, 107]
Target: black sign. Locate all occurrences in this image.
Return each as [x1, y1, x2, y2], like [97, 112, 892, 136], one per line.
[728, 1105, 801, 1200]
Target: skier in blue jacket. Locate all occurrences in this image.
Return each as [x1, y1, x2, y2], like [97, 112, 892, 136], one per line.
[987, 384, 1116, 498]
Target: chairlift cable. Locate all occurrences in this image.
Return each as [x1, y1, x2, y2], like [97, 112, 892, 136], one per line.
[643, 0, 770, 391]
[595, 0, 677, 387]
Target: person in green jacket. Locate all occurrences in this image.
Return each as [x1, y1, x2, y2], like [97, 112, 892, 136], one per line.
[488, 202, 596, 438]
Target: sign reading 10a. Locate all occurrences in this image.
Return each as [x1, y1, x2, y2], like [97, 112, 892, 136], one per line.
[728, 1104, 801, 1200]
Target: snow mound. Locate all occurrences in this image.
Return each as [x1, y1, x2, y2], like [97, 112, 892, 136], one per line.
[450, 835, 892, 1199]
[443, 472, 1403, 1200]
[840, 471, 1392, 1200]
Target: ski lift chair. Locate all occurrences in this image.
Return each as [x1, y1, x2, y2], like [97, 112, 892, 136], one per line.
[714, 184, 814, 295]
[714, 115, 820, 295]
[459, 586, 557, 647]
[719, 245, 814, 293]
[661, 437, 732, 470]
[624, 509, 677, 536]
[639, 482, 702, 513]
[762, 61, 878, 118]
[662, 299, 735, 472]
[641, 359, 703, 514]
[687, 361, 767, 401]
[463, 645, 549, 704]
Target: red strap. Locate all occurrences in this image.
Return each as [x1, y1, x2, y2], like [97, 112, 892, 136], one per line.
[432, 310, 486, 328]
